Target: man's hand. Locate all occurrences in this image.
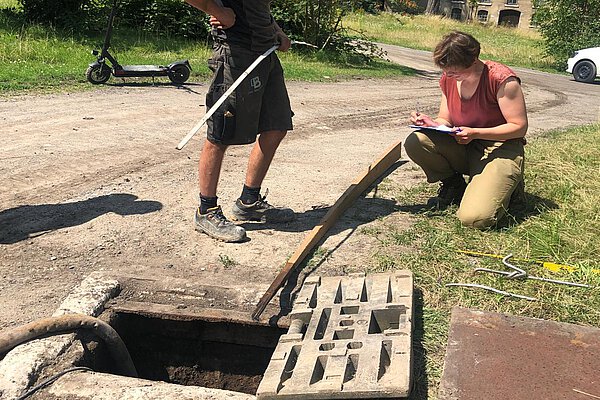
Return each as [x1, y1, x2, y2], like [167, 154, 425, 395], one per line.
[274, 23, 291, 52]
[209, 7, 235, 29]
[184, 1, 235, 29]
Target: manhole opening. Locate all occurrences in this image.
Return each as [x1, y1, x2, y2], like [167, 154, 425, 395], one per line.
[103, 311, 286, 395]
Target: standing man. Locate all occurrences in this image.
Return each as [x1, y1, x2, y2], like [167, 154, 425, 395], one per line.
[184, 0, 295, 242]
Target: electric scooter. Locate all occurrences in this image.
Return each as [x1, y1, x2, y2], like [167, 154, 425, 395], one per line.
[86, 0, 191, 85]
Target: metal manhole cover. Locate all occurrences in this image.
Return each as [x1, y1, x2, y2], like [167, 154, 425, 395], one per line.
[439, 307, 600, 400]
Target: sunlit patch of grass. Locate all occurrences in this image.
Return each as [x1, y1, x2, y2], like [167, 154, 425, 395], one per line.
[344, 12, 556, 71]
[0, 0, 19, 9]
[364, 124, 600, 398]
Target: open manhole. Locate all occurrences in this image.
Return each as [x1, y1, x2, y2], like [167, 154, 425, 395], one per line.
[47, 273, 413, 399]
[96, 308, 287, 395]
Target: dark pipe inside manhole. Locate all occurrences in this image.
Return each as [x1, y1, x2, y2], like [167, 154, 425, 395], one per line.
[105, 312, 286, 394]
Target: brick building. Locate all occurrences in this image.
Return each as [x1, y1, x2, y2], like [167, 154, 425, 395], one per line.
[411, 0, 536, 29]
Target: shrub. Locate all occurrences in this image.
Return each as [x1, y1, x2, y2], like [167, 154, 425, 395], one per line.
[16, 0, 385, 62]
[19, 0, 86, 26]
[533, 0, 600, 66]
[18, 0, 209, 38]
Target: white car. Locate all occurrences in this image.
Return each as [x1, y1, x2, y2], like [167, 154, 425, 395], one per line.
[567, 47, 600, 83]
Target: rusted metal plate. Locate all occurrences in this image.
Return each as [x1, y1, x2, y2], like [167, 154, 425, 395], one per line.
[439, 307, 600, 400]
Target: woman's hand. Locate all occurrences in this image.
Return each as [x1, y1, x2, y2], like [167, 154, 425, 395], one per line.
[209, 7, 235, 29]
[451, 127, 478, 145]
[410, 111, 437, 127]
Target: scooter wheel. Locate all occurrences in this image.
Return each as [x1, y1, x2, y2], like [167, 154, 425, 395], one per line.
[168, 65, 190, 84]
[86, 65, 111, 84]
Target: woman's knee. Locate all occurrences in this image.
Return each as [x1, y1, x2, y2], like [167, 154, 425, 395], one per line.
[404, 131, 429, 158]
[457, 207, 498, 230]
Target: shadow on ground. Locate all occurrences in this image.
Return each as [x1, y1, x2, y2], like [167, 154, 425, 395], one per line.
[240, 196, 399, 234]
[505, 192, 559, 226]
[408, 288, 430, 400]
[0, 193, 163, 244]
[395, 191, 558, 229]
[104, 80, 206, 95]
[242, 161, 407, 236]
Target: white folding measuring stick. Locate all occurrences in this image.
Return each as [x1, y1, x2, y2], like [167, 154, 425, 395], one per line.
[176, 44, 279, 150]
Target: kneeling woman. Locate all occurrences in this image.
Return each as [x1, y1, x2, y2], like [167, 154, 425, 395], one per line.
[406, 31, 528, 229]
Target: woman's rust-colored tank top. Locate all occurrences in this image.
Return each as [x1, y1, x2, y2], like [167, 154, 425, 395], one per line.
[440, 61, 519, 128]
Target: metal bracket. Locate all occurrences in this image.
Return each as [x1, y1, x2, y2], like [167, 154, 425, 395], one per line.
[447, 254, 590, 301]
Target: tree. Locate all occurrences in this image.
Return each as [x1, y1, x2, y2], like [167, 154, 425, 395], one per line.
[467, 0, 478, 22]
[271, 0, 350, 48]
[425, 0, 440, 14]
[533, 0, 600, 65]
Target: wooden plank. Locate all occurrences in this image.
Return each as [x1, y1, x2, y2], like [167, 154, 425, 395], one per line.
[252, 139, 403, 320]
[111, 300, 289, 328]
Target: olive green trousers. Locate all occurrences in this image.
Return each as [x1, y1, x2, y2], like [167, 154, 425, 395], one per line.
[404, 130, 525, 229]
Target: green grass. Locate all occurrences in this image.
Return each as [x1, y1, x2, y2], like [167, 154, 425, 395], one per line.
[364, 124, 600, 399]
[344, 12, 557, 71]
[0, 0, 18, 8]
[0, 6, 559, 94]
[0, 16, 215, 92]
[0, 8, 412, 94]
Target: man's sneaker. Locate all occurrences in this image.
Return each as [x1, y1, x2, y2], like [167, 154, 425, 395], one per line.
[427, 173, 467, 209]
[194, 206, 247, 243]
[231, 193, 295, 223]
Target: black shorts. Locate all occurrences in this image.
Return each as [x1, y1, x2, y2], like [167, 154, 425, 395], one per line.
[205, 43, 294, 145]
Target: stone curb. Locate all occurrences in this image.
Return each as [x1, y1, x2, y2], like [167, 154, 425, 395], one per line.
[0, 271, 119, 400]
[0, 272, 258, 400]
[45, 370, 255, 400]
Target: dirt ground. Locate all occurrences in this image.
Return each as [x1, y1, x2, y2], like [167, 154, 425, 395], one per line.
[1, 45, 600, 331]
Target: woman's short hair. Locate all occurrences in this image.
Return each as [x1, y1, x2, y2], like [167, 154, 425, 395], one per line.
[433, 31, 481, 69]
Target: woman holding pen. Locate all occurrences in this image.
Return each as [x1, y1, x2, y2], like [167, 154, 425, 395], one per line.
[406, 31, 528, 229]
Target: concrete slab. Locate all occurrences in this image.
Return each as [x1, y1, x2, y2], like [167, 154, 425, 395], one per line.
[0, 273, 282, 400]
[0, 272, 119, 400]
[108, 274, 288, 327]
[256, 272, 413, 399]
[439, 307, 600, 400]
[40, 370, 255, 400]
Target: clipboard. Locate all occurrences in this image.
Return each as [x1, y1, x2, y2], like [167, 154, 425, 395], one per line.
[409, 124, 456, 133]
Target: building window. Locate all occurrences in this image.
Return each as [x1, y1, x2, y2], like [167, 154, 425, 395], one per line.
[498, 9, 521, 26]
[479, 0, 491, 3]
[477, 10, 489, 22]
[451, 8, 462, 20]
[506, 0, 518, 5]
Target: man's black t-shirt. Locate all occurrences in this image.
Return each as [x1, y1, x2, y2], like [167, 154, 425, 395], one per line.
[213, 0, 278, 53]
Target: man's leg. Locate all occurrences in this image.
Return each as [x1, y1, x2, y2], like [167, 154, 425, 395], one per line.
[198, 139, 227, 198]
[195, 139, 247, 242]
[245, 130, 287, 188]
[231, 130, 295, 222]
